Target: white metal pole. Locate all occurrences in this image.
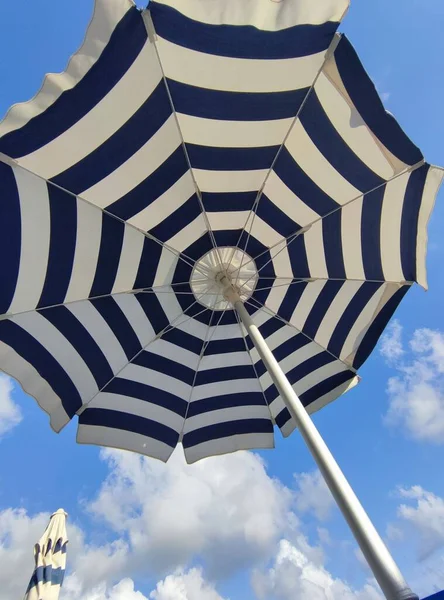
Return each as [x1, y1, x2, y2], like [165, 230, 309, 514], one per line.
[233, 297, 418, 600]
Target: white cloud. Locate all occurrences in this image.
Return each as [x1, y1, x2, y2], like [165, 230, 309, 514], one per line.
[396, 486, 444, 560]
[379, 320, 404, 364]
[293, 471, 334, 522]
[87, 448, 293, 577]
[0, 374, 22, 439]
[382, 326, 444, 443]
[150, 568, 227, 600]
[251, 539, 382, 600]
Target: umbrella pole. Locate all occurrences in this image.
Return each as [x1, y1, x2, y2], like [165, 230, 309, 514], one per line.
[233, 297, 418, 600]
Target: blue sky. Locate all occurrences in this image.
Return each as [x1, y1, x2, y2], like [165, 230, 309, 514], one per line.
[0, 1, 444, 599]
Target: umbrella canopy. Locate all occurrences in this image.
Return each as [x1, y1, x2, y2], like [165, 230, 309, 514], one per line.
[0, 0, 442, 464]
[24, 509, 68, 600]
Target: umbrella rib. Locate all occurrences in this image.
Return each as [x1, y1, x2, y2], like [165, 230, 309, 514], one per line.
[240, 277, 415, 294]
[178, 296, 225, 443]
[76, 296, 211, 417]
[233, 307, 275, 425]
[228, 34, 342, 281]
[0, 282, 202, 321]
[144, 13, 226, 274]
[231, 159, 426, 284]
[0, 154, 210, 281]
[245, 295, 359, 375]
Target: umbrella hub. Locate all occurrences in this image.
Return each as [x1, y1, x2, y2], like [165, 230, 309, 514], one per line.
[190, 246, 258, 310]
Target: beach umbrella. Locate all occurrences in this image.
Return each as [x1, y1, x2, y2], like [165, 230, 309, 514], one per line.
[0, 1, 442, 598]
[24, 509, 68, 600]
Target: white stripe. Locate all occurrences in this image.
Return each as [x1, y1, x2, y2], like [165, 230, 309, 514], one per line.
[303, 224, 329, 279]
[0, 0, 133, 137]
[178, 113, 293, 148]
[152, 248, 178, 289]
[68, 301, 128, 372]
[148, 339, 200, 370]
[81, 114, 181, 207]
[322, 59, 406, 177]
[121, 363, 191, 399]
[0, 340, 69, 431]
[380, 173, 409, 284]
[250, 215, 286, 248]
[8, 169, 50, 315]
[185, 405, 270, 433]
[157, 37, 326, 93]
[184, 432, 274, 464]
[286, 120, 361, 203]
[341, 197, 365, 280]
[128, 171, 195, 231]
[113, 293, 156, 347]
[263, 171, 319, 227]
[199, 351, 251, 370]
[416, 167, 443, 289]
[293, 360, 348, 397]
[12, 312, 98, 402]
[194, 168, 268, 193]
[65, 200, 103, 303]
[208, 211, 249, 231]
[290, 280, 327, 329]
[156, 290, 185, 324]
[77, 424, 174, 462]
[193, 378, 259, 400]
[174, 316, 210, 341]
[112, 225, 145, 294]
[153, 0, 348, 28]
[19, 41, 163, 179]
[88, 392, 184, 431]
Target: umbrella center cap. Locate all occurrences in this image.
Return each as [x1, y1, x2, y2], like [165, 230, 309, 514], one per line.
[190, 247, 258, 311]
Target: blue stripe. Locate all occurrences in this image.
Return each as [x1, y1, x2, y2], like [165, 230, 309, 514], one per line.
[167, 79, 309, 121]
[400, 164, 428, 282]
[183, 418, 273, 448]
[205, 338, 246, 355]
[27, 566, 65, 591]
[51, 81, 172, 194]
[255, 333, 310, 378]
[148, 194, 202, 242]
[42, 306, 114, 388]
[323, 210, 346, 278]
[135, 293, 169, 334]
[300, 370, 355, 407]
[104, 378, 188, 417]
[0, 163, 20, 315]
[328, 282, 382, 358]
[38, 187, 77, 308]
[89, 216, 125, 298]
[203, 191, 256, 212]
[151, 3, 339, 59]
[106, 145, 188, 221]
[0, 8, 146, 158]
[133, 237, 163, 291]
[288, 235, 311, 279]
[187, 144, 279, 171]
[162, 328, 204, 355]
[133, 351, 195, 385]
[187, 393, 267, 418]
[195, 364, 256, 385]
[79, 408, 179, 446]
[303, 281, 344, 339]
[353, 286, 410, 369]
[0, 320, 82, 417]
[257, 194, 302, 237]
[92, 297, 142, 360]
[274, 147, 339, 215]
[259, 316, 287, 339]
[361, 186, 385, 280]
[275, 407, 291, 429]
[278, 282, 308, 321]
[334, 36, 423, 166]
[300, 91, 385, 192]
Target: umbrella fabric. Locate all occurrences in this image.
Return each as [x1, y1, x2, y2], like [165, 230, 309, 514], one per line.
[0, 0, 442, 463]
[24, 509, 68, 600]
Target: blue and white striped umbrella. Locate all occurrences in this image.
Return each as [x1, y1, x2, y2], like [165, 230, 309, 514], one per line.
[0, 0, 442, 465]
[24, 509, 68, 600]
